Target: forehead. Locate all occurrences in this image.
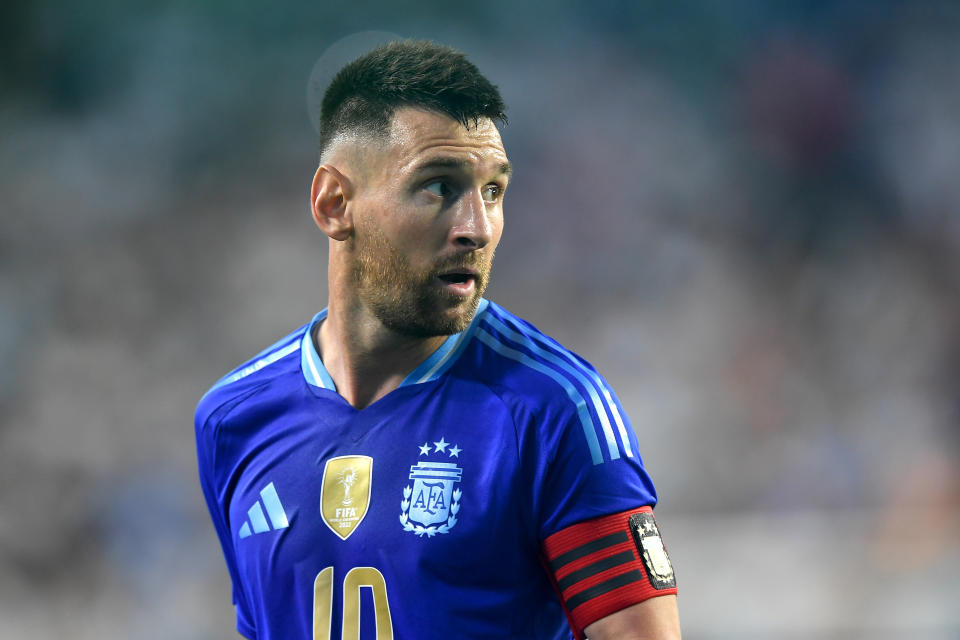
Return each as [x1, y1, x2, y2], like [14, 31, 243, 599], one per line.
[385, 107, 509, 175]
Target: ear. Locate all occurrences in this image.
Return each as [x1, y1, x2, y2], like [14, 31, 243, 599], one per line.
[311, 164, 354, 241]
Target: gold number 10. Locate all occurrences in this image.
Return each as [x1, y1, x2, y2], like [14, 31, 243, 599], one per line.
[313, 566, 394, 640]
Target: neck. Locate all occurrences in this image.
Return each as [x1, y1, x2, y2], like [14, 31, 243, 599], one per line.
[316, 301, 447, 409]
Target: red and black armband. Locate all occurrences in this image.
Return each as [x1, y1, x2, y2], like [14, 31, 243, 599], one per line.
[542, 506, 677, 639]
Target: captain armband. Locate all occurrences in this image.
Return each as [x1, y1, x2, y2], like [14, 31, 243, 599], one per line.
[542, 506, 677, 639]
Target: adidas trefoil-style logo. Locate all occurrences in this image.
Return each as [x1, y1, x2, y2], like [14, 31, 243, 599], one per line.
[238, 482, 290, 539]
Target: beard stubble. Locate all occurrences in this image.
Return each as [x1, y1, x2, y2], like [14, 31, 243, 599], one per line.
[350, 225, 491, 338]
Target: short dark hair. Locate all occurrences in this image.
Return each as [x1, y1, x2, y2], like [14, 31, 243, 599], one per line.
[318, 40, 507, 157]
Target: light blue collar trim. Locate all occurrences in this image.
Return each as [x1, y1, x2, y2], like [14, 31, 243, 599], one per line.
[301, 309, 336, 390]
[300, 299, 488, 391]
[400, 298, 489, 387]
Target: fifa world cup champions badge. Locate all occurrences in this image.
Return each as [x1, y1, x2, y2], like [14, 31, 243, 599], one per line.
[320, 455, 373, 540]
[400, 436, 464, 537]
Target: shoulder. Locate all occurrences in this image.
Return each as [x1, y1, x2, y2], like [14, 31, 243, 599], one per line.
[194, 321, 310, 438]
[464, 301, 630, 466]
[469, 300, 605, 403]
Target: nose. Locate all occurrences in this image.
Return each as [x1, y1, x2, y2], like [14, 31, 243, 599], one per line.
[450, 188, 495, 249]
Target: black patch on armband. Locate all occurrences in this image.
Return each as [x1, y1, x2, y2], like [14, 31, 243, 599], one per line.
[628, 512, 676, 590]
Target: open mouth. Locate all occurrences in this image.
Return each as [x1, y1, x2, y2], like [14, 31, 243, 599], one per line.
[436, 270, 478, 296]
[438, 273, 474, 285]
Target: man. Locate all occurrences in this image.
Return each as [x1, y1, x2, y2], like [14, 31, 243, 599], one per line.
[196, 40, 680, 640]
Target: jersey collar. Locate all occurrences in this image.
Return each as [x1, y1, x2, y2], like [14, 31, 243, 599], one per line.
[300, 298, 489, 391]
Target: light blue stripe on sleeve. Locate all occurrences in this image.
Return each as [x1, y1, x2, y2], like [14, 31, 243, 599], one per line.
[476, 329, 604, 465]
[487, 311, 634, 459]
[259, 482, 289, 530]
[600, 386, 634, 458]
[204, 341, 300, 400]
[248, 502, 270, 534]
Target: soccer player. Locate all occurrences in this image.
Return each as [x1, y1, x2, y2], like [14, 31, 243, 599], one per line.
[196, 40, 681, 640]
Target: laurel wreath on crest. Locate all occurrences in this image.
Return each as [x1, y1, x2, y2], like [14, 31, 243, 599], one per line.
[399, 485, 461, 537]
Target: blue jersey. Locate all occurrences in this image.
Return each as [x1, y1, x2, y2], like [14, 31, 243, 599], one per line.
[195, 299, 674, 640]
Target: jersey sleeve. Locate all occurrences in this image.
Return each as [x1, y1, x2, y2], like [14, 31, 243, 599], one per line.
[195, 404, 258, 639]
[542, 506, 677, 638]
[529, 376, 677, 639]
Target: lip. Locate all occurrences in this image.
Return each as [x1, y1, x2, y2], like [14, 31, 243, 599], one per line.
[437, 267, 478, 279]
[435, 269, 478, 297]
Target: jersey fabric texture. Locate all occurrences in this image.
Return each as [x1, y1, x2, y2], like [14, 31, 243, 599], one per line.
[195, 299, 670, 640]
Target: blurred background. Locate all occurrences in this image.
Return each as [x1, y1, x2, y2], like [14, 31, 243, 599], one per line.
[1, 1, 958, 638]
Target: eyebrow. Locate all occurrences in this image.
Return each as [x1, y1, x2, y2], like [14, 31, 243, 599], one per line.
[412, 157, 513, 179]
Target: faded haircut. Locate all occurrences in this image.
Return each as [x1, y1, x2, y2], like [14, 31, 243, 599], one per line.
[318, 39, 507, 158]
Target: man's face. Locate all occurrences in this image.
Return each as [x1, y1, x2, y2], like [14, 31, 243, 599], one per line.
[347, 107, 510, 337]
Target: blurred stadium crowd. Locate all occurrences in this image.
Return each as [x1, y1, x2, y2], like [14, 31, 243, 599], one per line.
[1, 1, 958, 638]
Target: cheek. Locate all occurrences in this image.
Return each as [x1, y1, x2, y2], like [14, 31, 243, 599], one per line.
[490, 211, 505, 246]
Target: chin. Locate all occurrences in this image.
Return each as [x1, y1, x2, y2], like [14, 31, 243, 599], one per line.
[439, 293, 483, 329]
[385, 298, 479, 339]
[413, 311, 473, 338]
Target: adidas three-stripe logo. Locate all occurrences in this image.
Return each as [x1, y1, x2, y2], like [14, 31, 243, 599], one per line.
[238, 482, 289, 539]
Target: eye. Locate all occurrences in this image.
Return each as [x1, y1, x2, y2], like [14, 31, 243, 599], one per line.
[481, 184, 502, 203]
[424, 180, 452, 198]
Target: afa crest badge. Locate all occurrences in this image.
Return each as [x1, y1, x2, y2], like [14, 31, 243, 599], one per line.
[628, 511, 676, 590]
[399, 436, 463, 537]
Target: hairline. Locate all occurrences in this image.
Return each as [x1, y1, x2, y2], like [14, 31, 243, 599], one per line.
[320, 106, 504, 165]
